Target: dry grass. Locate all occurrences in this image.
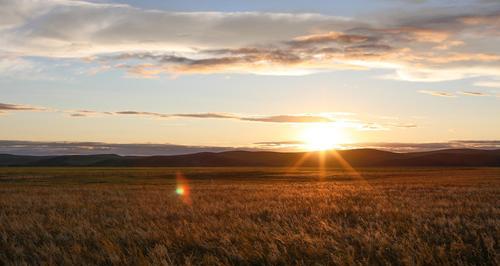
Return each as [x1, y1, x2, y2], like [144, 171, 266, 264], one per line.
[0, 167, 498, 265]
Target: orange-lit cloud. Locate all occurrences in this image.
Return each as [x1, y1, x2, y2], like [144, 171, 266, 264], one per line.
[1, 0, 499, 81]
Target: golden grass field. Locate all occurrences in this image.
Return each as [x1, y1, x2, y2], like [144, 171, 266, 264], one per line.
[0, 167, 498, 265]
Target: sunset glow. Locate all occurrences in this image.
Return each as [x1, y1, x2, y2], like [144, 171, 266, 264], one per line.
[0, 0, 499, 154]
[300, 123, 350, 151]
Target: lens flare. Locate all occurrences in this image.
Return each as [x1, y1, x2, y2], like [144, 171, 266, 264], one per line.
[175, 187, 185, 195]
[175, 171, 191, 205]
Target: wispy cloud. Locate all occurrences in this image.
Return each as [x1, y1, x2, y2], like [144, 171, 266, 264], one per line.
[113, 111, 334, 123]
[0, 54, 41, 79]
[458, 91, 489, 96]
[343, 140, 500, 152]
[0, 102, 47, 113]
[254, 141, 305, 148]
[240, 115, 333, 123]
[69, 110, 113, 117]
[385, 122, 418, 128]
[0, 0, 499, 81]
[1, 100, 416, 130]
[418, 89, 499, 98]
[474, 80, 500, 88]
[79, 109, 416, 129]
[418, 90, 456, 97]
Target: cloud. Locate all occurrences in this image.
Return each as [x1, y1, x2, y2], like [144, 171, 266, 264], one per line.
[287, 31, 378, 46]
[0, 0, 499, 81]
[0, 140, 242, 156]
[343, 140, 500, 152]
[75, 108, 415, 129]
[0, 102, 47, 112]
[254, 141, 305, 147]
[418, 89, 498, 98]
[458, 91, 489, 96]
[114, 111, 169, 117]
[1, 1, 356, 57]
[385, 123, 418, 128]
[418, 90, 456, 97]
[2, 99, 417, 131]
[113, 110, 334, 123]
[0, 54, 40, 79]
[354, 121, 417, 131]
[69, 110, 114, 117]
[474, 80, 500, 88]
[241, 115, 333, 123]
[71, 110, 238, 119]
[97, 8, 500, 80]
[173, 113, 237, 119]
[358, 122, 389, 131]
[1, 99, 415, 129]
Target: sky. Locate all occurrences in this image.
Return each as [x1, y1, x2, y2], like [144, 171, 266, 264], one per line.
[0, 0, 499, 155]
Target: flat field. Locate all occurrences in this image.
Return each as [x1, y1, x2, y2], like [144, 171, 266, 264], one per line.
[0, 167, 498, 265]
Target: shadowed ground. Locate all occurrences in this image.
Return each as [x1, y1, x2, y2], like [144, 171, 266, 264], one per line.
[0, 167, 498, 265]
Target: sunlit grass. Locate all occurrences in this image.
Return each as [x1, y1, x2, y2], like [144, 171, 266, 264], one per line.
[0, 167, 498, 265]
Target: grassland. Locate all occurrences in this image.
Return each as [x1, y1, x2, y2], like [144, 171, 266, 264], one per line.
[0, 167, 498, 265]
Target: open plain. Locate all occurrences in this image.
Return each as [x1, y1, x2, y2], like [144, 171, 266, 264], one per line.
[0, 167, 498, 265]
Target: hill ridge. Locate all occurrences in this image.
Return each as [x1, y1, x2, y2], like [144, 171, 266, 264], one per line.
[1, 149, 499, 167]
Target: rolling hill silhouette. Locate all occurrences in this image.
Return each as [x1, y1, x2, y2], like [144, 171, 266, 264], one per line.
[1, 149, 499, 167]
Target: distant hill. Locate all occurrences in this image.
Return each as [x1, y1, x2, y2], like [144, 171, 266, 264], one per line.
[1, 149, 500, 167]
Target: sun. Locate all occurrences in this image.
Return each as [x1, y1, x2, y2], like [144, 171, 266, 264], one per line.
[300, 123, 348, 151]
